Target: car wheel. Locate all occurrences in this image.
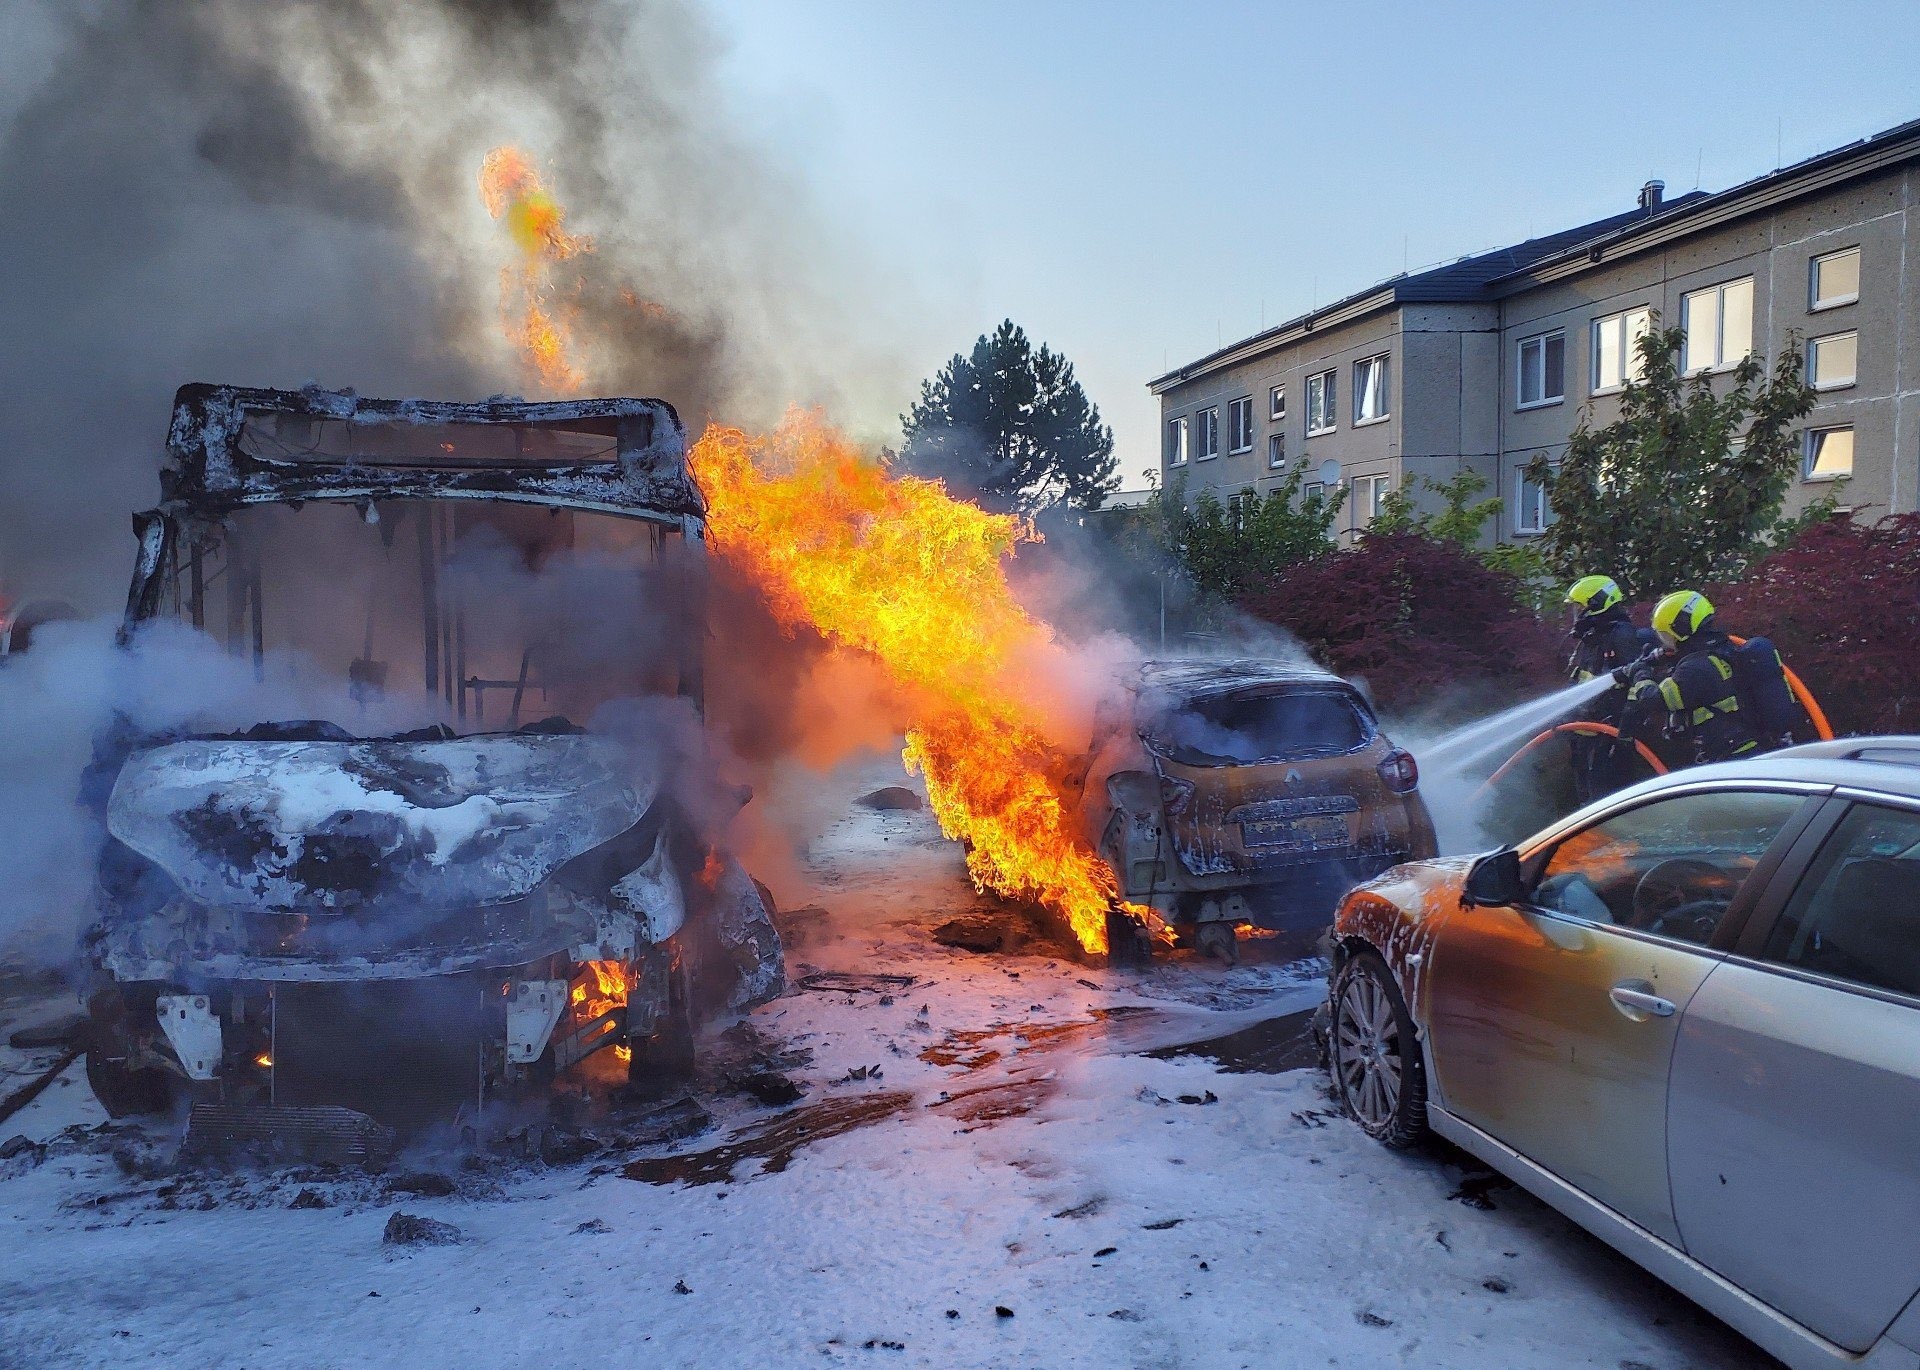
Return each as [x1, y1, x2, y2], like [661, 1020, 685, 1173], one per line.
[1329, 950, 1427, 1148]
[1194, 921, 1238, 965]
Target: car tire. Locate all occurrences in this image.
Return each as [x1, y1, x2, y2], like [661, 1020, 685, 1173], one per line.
[1194, 921, 1238, 965]
[1328, 950, 1427, 1148]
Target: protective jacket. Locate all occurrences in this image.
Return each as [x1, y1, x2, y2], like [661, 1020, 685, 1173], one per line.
[1566, 606, 1660, 802]
[1653, 631, 1767, 762]
[1570, 606, 1655, 683]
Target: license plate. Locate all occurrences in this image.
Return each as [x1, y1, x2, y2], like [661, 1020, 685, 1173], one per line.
[1241, 814, 1348, 850]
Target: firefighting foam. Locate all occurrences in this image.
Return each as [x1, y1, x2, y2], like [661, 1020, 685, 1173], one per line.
[479, 145, 590, 394]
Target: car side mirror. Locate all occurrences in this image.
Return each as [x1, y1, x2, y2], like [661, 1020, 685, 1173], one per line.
[1462, 848, 1524, 908]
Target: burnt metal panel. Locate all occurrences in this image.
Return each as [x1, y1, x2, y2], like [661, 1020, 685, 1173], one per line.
[273, 978, 487, 1132]
[159, 383, 700, 521]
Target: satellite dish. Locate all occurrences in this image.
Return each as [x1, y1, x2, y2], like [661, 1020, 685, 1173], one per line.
[1317, 459, 1342, 486]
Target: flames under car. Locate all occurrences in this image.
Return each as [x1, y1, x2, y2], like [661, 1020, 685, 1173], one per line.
[81, 384, 783, 1143]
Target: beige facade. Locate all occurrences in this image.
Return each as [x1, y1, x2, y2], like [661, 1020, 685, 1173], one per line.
[1150, 120, 1920, 545]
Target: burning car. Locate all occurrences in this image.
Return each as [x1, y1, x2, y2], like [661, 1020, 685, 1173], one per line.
[81, 383, 782, 1138]
[1076, 660, 1437, 960]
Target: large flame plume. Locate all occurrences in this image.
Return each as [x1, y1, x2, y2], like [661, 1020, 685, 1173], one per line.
[478, 145, 590, 393]
[690, 417, 1128, 953]
[473, 149, 1133, 954]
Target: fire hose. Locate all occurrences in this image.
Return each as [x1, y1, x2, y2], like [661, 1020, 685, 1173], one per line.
[1473, 722, 1666, 803]
[1473, 642, 1835, 806]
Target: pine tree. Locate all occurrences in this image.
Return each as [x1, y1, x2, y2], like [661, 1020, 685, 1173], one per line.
[899, 320, 1118, 511]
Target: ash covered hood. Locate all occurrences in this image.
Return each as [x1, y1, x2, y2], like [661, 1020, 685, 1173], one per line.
[108, 733, 654, 914]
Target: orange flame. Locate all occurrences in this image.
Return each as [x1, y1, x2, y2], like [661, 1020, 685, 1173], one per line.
[689, 414, 1128, 953]
[467, 149, 1139, 954]
[573, 959, 630, 1021]
[478, 145, 588, 393]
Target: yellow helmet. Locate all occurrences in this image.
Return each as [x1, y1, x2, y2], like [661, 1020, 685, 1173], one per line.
[1651, 590, 1715, 646]
[1565, 575, 1624, 618]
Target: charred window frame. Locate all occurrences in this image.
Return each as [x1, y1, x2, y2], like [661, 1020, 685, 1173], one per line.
[139, 500, 701, 727]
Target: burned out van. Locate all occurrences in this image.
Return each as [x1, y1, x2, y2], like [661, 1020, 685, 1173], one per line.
[83, 384, 781, 1141]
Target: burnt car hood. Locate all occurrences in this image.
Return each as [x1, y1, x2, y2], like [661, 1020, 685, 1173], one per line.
[107, 734, 653, 915]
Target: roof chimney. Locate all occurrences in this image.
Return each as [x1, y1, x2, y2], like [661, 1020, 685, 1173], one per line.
[1638, 179, 1665, 212]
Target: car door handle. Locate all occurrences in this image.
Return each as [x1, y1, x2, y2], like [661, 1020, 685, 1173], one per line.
[1609, 982, 1676, 1019]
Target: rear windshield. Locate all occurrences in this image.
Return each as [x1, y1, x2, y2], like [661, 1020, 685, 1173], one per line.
[1146, 688, 1372, 766]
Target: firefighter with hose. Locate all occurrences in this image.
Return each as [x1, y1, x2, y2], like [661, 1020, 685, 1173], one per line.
[1563, 576, 1660, 802]
[1617, 590, 1800, 765]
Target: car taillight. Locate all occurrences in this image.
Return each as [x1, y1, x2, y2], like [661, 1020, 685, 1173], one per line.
[1159, 776, 1195, 816]
[1378, 748, 1419, 794]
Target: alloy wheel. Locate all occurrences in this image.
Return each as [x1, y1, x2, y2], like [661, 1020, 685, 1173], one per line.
[1334, 968, 1402, 1130]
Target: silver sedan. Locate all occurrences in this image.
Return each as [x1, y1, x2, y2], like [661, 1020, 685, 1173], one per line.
[1322, 738, 1920, 1370]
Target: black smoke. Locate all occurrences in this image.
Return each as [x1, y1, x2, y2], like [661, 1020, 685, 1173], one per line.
[0, 0, 906, 613]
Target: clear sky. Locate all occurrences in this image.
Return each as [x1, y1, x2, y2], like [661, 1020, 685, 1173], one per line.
[702, 0, 1920, 490]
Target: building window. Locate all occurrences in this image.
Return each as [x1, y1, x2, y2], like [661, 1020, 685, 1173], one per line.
[1227, 396, 1254, 453]
[1352, 354, 1390, 425]
[1267, 432, 1286, 469]
[1196, 406, 1219, 460]
[1269, 385, 1286, 421]
[1302, 480, 1327, 506]
[1514, 466, 1553, 535]
[1810, 247, 1860, 311]
[1809, 331, 1858, 390]
[1680, 277, 1755, 374]
[1352, 473, 1391, 526]
[1517, 331, 1565, 408]
[1166, 416, 1188, 467]
[1592, 306, 1653, 391]
[1804, 425, 1853, 480]
[1305, 370, 1337, 435]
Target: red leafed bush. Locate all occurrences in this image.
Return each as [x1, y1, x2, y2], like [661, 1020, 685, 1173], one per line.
[1713, 514, 1920, 737]
[1237, 532, 1564, 713]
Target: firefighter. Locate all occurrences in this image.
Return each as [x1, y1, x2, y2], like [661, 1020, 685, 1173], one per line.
[1563, 576, 1660, 802]
[1626, 590, 1798, 764]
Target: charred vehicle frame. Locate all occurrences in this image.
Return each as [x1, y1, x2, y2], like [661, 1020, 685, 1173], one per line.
[84, 383, 782, 1140]
[1077, 660, 1437, 959]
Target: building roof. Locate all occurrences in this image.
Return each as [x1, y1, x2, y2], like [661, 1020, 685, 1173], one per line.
[1486, 114, 1920, 293]
[1150, 115, 1920, 395]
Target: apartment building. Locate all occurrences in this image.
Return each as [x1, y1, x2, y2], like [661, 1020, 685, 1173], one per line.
[1149, 118, 1920, 542]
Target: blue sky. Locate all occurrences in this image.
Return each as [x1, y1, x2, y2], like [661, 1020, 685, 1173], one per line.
[704, 0, 1920, 489]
